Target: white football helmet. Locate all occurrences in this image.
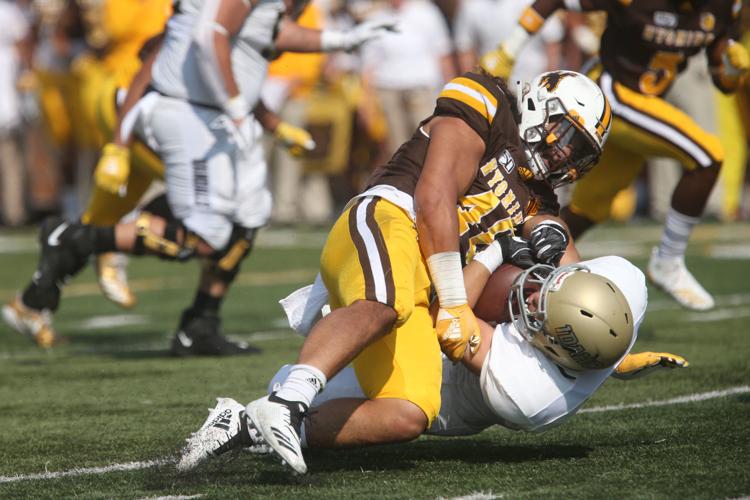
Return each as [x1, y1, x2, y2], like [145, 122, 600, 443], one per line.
[508, 263, 633, 371]
[517, 71, 612, 188]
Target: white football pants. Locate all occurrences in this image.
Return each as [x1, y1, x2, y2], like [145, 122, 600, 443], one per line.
[137, 93, 271, 250]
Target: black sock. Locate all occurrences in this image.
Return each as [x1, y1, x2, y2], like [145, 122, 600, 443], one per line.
[191, 290, 223, 315]
[22, 283, 61, 312]
[93, 227, 117, 254]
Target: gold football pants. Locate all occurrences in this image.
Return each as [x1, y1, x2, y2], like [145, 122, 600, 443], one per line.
[320, 196, 442, 424]
[570, 71, 724, 223]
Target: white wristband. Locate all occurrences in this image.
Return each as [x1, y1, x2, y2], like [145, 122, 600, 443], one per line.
[320, 30, 348, 52]
[426, 251, 467, 308]
[473, 241, 504, 274]
[223, 94, 249, 121]
[503, 25, 531, 58]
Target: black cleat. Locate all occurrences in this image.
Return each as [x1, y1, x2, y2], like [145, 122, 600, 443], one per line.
[170, 309, 261, 357]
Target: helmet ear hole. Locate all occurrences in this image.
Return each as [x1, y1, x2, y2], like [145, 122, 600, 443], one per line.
[527, 98, 536, 111]
[609, 329, 618, 337]
[580, 309, 593, 318]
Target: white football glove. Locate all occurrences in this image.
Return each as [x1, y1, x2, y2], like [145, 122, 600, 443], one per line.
[322, 21, 397, 52]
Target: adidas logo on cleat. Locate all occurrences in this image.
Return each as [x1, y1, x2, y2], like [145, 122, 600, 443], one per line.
[208, 408, 234, 431]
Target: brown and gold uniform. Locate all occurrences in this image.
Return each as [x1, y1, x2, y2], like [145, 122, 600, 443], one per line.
[319, 71, 557, 423]
[522, 0, 742, 222]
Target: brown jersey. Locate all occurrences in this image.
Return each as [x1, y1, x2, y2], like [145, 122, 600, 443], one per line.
[583, 0, 742, 96]
[367, 71, 558, 262]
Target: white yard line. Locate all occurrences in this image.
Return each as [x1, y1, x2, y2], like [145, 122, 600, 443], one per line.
[0, 386, 748, 484]
[579, 386, 750, 413]
[0, 458, 174, 484]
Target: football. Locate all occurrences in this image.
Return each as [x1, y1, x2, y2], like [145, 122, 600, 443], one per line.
[473, 263, 523, 324]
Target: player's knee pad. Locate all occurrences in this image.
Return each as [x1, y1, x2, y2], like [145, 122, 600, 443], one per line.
[132, 212, 198, 261]
[204, 225, 258, 283]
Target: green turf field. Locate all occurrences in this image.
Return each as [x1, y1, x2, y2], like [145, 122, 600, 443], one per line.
[0, 223, 749, 499]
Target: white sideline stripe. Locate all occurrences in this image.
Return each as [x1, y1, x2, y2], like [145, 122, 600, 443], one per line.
[580, 386, 750, 414]
[1, 386, 747, 484]
[138, 496, 203, 500]
[75, 314, 151, 330]
[0, 458, 174, 484]
[439, 491, 500, 500]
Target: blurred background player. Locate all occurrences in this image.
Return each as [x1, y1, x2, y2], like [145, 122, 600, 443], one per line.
[358, 0, 456, 157]
[481, 0, 749, 311]
[0, 0, 32, 227]
[2, 0, 395, 352]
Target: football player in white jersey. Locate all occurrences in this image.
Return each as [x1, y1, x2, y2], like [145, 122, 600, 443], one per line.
[177, 250, 687, 470]
[2, 0, 394, 354]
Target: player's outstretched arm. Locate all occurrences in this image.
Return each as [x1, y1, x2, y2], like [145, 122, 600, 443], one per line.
[612, 352, 689, 380]
[274, 16, 395, 53]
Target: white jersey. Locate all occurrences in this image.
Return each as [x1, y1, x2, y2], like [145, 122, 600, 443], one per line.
[152, 0, 285, 108]
[429, 255, 647, 435]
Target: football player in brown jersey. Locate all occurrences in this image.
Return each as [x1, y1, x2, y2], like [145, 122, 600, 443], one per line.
[482, 0, 749, 311]
[242, 69, 612, 474]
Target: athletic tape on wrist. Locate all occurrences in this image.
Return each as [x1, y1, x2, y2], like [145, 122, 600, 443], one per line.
[473, 241, 503, 273]
[426, 251, 467, 308]
[320, 30, 347, 52]
[503, 25, 530, 57]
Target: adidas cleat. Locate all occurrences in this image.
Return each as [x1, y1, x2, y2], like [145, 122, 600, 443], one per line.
[244, 394, 308, 474]
[177, 398, 254, 472]
[96, 253, 137, 309]
[647, 247, 715, 311]
[2, 296, 56, 348]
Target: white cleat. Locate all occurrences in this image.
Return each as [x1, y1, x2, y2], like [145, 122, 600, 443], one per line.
[647, 248, 715, 311]
[244, 395, 307, 474]
[177, 398, 250, 472]
[96, 253, 137, 309]
[2, 296, 56, 348]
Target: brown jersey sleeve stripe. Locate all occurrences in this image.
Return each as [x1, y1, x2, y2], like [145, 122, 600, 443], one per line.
[347, 197, 396, 307]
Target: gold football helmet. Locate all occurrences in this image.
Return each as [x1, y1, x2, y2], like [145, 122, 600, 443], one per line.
[508, 264, 634, 371]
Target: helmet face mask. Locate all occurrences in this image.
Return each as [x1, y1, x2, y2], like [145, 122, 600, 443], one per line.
[508, 263, 634, 371]
[517, 71, 611, 188]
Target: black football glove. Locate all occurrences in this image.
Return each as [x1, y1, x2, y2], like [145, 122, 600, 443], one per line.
[529, 220, 569, 266]
[496, 233, 535, 269]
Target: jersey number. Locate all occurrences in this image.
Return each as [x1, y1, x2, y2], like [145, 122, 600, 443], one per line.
[639, 52, 685, 96]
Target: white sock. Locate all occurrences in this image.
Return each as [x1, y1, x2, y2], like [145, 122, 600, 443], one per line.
[657, 208, 699, 259]
[274, 364, 326, 408]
